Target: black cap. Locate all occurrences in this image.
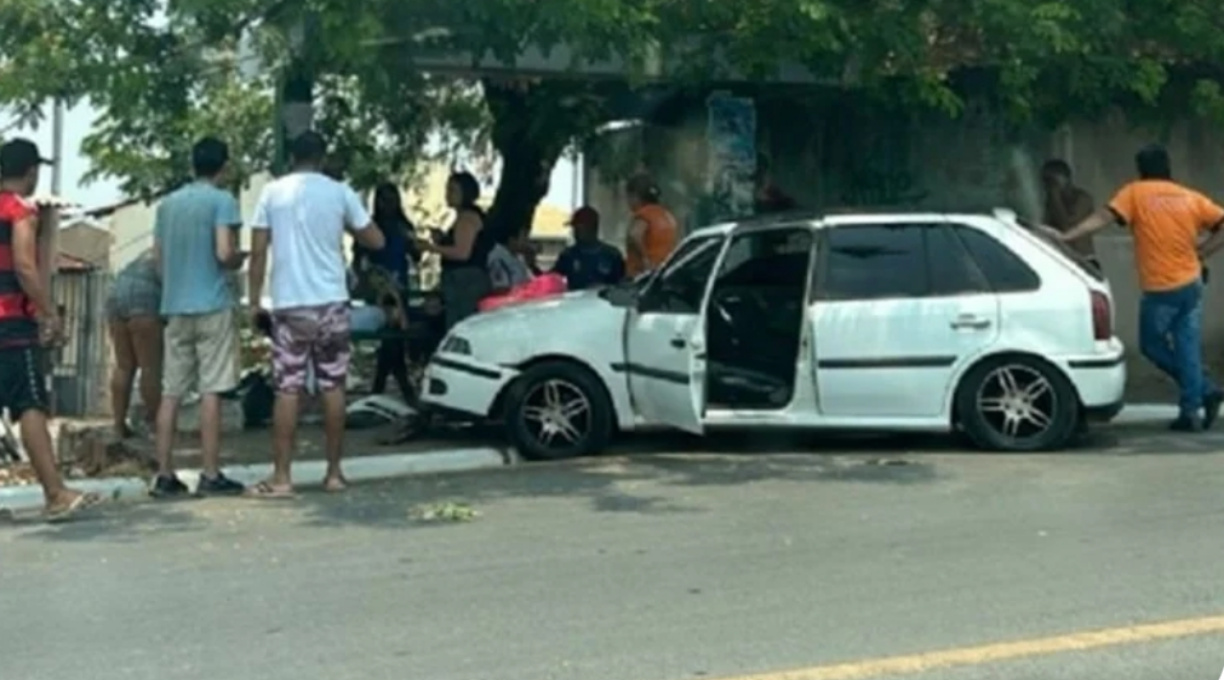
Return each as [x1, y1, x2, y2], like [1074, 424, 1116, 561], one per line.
[0, 138, 52, 178]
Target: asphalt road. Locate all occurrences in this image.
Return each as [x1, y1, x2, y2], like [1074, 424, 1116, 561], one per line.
[2, 429, 1223, 680]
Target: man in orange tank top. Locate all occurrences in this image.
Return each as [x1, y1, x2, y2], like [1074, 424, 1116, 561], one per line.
[623, 174, 678, 278]
[1058, 144, 1224, 431]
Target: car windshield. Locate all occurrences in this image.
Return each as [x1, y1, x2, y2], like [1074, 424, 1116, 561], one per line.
[1015, 215, 1106, 282]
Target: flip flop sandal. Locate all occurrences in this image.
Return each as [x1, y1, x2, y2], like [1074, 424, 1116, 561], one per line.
[243, 480, 297, 500]
[45, 492, 106, 523]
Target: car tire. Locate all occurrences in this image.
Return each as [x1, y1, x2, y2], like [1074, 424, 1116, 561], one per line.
[505, 360, 614, 461]
[955, 355, 1079, 452]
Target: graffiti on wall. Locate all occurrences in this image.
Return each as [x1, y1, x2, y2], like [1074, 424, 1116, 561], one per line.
[705, 93, 757, 221]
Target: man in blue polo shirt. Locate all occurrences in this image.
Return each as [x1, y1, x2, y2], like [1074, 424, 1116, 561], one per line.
[553, 206, 624, 290]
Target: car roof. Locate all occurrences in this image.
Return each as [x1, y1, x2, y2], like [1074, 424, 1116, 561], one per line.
[688, 206, 1019, 238]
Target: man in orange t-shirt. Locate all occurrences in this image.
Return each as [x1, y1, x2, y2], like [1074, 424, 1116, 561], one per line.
[1058, 144, 1224, 431]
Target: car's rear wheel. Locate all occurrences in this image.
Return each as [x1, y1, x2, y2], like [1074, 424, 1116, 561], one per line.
[505, 360, 614, 461]
[955, 355, 1079, 452]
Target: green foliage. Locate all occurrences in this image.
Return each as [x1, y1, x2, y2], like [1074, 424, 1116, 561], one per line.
[3, 0, 1224, 202]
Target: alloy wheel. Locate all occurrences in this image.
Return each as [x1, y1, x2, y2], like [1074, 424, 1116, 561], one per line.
[521, 379, 592, 450]
[975, 364, 1058, 443]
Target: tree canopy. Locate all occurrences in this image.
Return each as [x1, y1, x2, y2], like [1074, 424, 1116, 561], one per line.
[1, 0, 1222, 225]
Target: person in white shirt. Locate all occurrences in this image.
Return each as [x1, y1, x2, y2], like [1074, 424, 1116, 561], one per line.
[246, 131, 385, 497]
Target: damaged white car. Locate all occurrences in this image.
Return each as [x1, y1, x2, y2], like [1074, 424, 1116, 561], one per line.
[420, 208, 1126, 460]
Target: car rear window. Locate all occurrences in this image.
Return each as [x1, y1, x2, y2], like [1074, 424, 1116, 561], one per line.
[1014, 216, 1106, 282]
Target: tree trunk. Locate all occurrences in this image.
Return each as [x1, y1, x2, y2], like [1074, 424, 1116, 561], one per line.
[484, 128, 558, 244]
[481, 78, 588, 244]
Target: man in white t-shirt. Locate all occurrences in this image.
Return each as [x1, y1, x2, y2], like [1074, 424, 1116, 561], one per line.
[246, 131, 385, 497]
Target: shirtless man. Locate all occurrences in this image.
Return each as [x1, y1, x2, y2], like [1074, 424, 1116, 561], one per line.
[1041, 159, 1098, 266]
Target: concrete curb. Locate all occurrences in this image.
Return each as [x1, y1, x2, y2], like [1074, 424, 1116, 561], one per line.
[0, 446, 509, 513]
[1111, 403, 1180, 426]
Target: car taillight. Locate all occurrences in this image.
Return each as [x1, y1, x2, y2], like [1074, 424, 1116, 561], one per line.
[1090, 290, 1111, 341]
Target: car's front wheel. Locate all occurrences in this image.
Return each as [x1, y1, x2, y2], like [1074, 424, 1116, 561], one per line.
[505, 360, 614, 461]
[955, 355, 1079, 452]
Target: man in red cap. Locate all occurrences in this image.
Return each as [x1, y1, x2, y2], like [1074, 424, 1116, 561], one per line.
[0, 138, 102, 520]
[553, 206, 625, 290]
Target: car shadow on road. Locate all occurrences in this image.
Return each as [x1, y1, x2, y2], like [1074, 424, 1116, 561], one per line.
[290, 433, 942, 530]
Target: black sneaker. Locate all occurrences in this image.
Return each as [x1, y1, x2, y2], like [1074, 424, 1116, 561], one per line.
[1169, 416, 1203, 432]
[150, 474, 190, 499]
[196, 472, 245, 497]
[1203, 391, 1224, 430]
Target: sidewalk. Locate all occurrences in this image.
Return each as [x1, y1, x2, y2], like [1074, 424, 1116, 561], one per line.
[0, 420, 512, 513]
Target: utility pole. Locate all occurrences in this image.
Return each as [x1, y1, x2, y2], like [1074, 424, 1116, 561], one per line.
[50, 100, 64, 194]
[42, 97, 65, 420]
[272, 17, 315, 175]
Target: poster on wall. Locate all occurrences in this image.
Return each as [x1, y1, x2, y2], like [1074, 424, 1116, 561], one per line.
[705, 92, 757, 222]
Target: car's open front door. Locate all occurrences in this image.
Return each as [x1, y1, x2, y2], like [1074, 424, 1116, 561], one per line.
[623, 234, 727, 434]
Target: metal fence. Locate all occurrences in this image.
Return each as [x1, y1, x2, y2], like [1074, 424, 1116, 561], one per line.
[52, 268, 110, 416]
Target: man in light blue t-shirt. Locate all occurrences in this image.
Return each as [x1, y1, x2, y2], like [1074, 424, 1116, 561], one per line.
[150, 137, 248, 500]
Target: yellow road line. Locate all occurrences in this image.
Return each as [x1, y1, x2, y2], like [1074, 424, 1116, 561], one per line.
[708, 614, 1224, 680]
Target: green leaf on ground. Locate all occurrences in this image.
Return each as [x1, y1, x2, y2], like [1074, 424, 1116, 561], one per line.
[410, 501, 480, 523]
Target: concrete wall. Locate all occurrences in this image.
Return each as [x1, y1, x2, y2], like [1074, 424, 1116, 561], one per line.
[582, 95, 1224, 396]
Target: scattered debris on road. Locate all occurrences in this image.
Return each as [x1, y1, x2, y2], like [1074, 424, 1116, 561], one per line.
[410, 501, 480, 523]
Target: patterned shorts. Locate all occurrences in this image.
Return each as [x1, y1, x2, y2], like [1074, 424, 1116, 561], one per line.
[271, 302, 351, 394]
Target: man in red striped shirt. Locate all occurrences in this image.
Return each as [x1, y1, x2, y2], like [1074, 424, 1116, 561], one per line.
[0, 138, 101, 520]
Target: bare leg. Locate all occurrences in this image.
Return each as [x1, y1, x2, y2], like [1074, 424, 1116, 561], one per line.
[320, 386, 347, 490]
[19, 408, 79, 509]
[270, 391, 300, 487]
[128, 315, 163, 431]
[154, 396, 180, 477]
[108, 318, 136, 438]
[198, 393, 222, 478]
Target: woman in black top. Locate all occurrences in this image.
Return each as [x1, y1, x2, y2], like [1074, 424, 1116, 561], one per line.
[417, 171, 492, 329]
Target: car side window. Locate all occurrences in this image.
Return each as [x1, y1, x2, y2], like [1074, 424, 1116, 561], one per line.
[641, 235, 724, 313]
[927, 225, 991, 296]
[819, 224, 928, 300]
[951, 225, 1041, 292]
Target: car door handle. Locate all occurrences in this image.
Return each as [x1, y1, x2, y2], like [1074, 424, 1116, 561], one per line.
[950, 316, 991, 330]
[670, 337, 686, 348]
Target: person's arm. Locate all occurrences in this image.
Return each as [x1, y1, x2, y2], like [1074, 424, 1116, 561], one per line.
[431, 213, 479, 261]
[214, 192, 246, 270]
[626, 217, 648, 262]
[1195, 194, 1224, 259]
[1059, 186, 1128, 243]
[10, 209, 54, 321]
[1044, 190, 1071, 227]
[1068, 191, 1095, 226]
[1054, 190, 1095, 228]
[344, 185, 384, 251]
[151, 204, 164, 280]
[247, 188, 271, 310]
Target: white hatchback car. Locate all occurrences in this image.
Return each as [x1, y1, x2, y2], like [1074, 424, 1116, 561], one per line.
[420, 208, 1126, 460]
